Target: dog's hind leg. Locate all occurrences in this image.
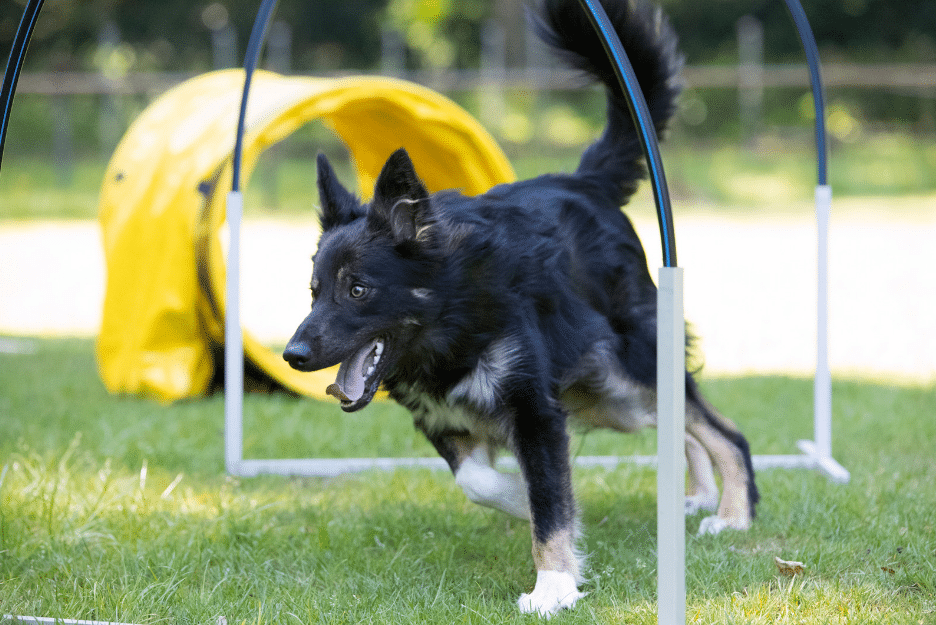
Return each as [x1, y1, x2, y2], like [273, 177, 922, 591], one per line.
[685, 392, 759, 534]
[685, 431, 719, 515]
[561, 344, 754, 527]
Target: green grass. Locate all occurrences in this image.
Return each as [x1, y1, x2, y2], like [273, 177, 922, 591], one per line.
[1, 338, 934, 623]
[4, 130, 936, 221]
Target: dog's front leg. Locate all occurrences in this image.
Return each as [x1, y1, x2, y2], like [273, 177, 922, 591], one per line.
[454, 444, 531, 520]
[510, 386, 585, 617]
[421, 431, 531, 519]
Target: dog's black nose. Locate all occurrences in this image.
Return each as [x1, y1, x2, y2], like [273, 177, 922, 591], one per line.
[283, 342, 312, 370]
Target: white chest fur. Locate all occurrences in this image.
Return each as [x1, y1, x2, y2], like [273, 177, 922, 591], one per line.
[397, 335, 523, 435]
[408, 391, 478, 435]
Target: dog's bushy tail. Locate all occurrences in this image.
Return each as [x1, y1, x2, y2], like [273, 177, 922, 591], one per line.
[533, 0, 682, 204]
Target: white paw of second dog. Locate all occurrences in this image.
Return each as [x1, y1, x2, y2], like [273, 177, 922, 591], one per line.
[698, 515, 731, 535]
[697, 514, 751, 536]
[517, 570, 586, 617]
[685, 492, 719, 516]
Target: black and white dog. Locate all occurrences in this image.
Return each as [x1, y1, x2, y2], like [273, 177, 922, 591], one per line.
[284, 0, 758, 615]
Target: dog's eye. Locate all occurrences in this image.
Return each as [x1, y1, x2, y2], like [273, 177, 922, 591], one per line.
[349, 284, 367, 299]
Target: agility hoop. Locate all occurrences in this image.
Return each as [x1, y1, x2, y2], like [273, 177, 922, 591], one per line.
[782, 0, 849, 484]
[225, 0, 279, 474]
[572, 1, 685, 621]
[0, 0, 46, 172]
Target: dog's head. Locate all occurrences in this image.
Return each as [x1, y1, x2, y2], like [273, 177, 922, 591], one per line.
[283, 148, 442, 411]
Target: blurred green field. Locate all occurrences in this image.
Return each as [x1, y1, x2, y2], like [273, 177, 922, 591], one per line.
[3, 130, 936, 222]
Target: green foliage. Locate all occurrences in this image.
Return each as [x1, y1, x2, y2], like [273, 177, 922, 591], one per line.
[2, 0, 391, 72]
[1, 338, 934, 622]
[382, 0, 489, 69]
[660, 0, 936, 64]
[4, 0, 934, 74]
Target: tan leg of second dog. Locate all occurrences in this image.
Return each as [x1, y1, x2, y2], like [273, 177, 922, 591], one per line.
[687, 403, 754, 534]
[685, 431, 719, 515]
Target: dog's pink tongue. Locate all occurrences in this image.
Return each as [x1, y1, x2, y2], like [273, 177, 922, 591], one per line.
[328, 339, 379, 402]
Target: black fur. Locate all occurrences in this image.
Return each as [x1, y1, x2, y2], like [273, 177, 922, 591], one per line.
[284, 0, 758, 612]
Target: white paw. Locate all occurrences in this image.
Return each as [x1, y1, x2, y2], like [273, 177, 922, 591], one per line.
[685, 492, 719, 516]
[517, 570, 585, 617]
[697, 515, 730, 535]
[697, 514, 750, 536]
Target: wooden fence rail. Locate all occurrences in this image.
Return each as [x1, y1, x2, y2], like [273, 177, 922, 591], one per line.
[15, 63, 936, 97]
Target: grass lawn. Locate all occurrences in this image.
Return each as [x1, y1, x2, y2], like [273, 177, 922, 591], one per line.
[0, 338, 934, 623]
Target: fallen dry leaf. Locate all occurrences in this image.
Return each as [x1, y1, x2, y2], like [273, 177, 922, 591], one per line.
[775, 556, 805, 576]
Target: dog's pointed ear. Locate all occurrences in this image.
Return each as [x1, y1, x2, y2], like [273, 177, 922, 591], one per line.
[369, 148, 433, 244]
[317, 153, 359, 230]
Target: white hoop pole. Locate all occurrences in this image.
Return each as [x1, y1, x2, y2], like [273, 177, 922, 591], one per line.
[657, 266, 686, 625]
[797, 184, 849, 483]
[224, 190, 244, 474]
[225, 0, 276, 477]
[814, 184, 831, 459]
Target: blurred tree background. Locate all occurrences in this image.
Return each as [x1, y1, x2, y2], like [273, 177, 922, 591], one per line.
[2, 0, 935, 213]
[4, 0, 934, 71]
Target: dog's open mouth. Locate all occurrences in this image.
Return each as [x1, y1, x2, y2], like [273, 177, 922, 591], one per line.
[325, 338, 386, 411]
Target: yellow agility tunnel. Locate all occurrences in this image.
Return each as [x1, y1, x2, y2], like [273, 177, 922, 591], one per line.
[97, 69, 515, 403]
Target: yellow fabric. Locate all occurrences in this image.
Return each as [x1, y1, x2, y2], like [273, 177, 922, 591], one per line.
[97, 69, 515, 402]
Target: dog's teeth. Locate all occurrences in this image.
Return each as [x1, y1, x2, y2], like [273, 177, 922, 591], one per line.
[366, 366, 375, 376]
[368, 341, 383, 373]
